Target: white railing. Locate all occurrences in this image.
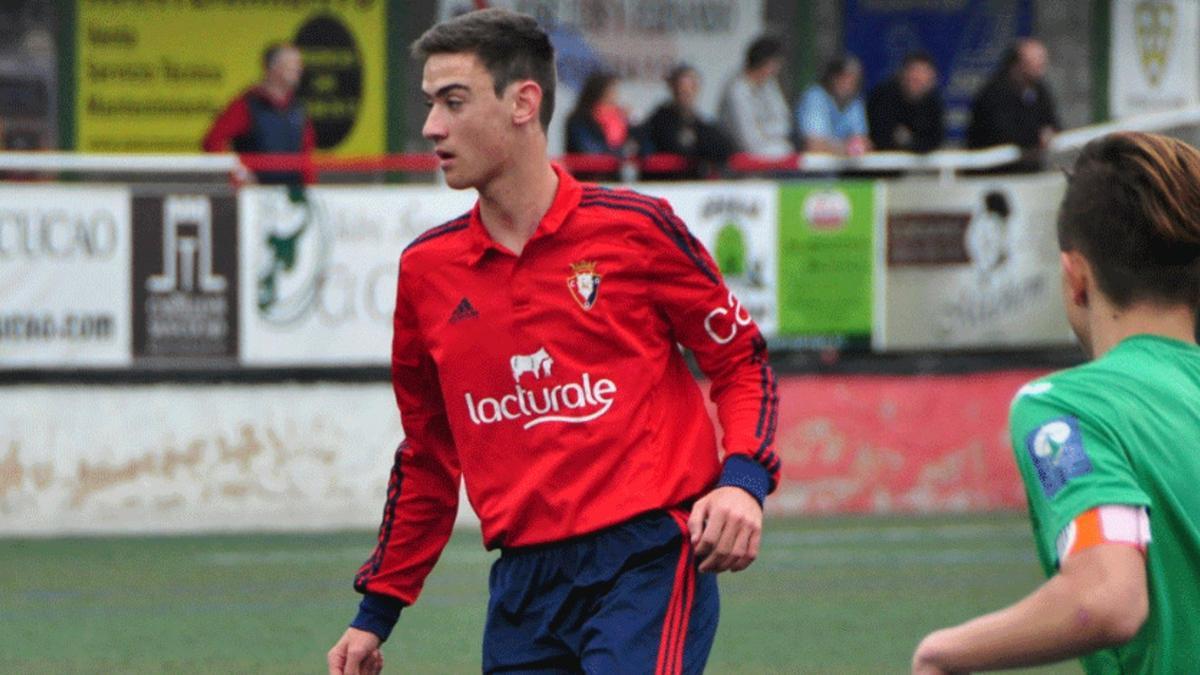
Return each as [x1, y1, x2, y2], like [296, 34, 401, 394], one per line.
[2, 105, 1199, 179]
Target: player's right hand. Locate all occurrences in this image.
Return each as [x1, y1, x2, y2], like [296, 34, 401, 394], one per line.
[327, 627, 384, 675]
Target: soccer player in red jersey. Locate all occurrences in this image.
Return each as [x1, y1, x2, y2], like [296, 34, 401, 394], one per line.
[326, 9, 781, 675]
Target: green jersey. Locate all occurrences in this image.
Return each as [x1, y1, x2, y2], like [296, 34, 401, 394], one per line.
[1009, 335, 1200, 674]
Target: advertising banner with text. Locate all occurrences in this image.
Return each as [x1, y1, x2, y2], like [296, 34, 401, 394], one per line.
[0, 186, 131, 368]
[875, 175, 1072, 351]
[239, 186, 476, 366]
[637, 181, 779, 336]
[132, 192, 239, 365]
[775, 181, 877, 347]
[1110, 0, 1200, 118]
[76, 0, 387, 154]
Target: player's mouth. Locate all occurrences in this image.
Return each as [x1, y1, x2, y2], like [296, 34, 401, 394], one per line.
[435, 149, 456, 169]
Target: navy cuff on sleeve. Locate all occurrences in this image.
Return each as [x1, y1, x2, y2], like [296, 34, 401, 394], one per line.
[350, 593, 406, 642]
[717, 455, 770, 506]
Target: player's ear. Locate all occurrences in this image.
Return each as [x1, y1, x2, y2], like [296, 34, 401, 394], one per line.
[1060, 250, 1090, 308]
[510, 80, 543, 127]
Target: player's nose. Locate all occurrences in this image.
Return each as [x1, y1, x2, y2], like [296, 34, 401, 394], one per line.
[423, 109, 447, 141]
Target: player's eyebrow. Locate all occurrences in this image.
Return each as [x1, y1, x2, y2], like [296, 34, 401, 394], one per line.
[425, 83, 470, 99]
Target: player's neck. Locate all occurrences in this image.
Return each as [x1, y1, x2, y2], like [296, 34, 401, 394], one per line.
[477, 151, 558, 257]
[1087, 300, 1197, 358]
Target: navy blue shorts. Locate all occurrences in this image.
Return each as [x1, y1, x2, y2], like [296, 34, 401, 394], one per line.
[482, 509, 718, 674]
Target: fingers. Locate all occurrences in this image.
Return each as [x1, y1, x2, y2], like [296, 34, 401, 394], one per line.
[693, 503, 724, 566]
[688, 499, 709, 548]
[344, 644, 376, 675]
[329, 629, 383, 675]
[364, 649, 384, 675]
[692, 487, 763, 573]
[727, 525, 755, 572]
[698, 509, 737, 573]
[327, 638, 348, 675]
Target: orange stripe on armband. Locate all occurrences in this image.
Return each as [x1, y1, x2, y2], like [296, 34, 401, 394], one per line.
[1058, 505, 1151, 564]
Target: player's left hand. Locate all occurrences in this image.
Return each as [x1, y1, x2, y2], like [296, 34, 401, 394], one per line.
[688, 486, 762, 573]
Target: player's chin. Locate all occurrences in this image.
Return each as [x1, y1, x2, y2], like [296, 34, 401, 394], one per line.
[442, 166, 476, 190]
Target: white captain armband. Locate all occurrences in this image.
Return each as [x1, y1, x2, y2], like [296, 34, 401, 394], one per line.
[1056, 504, 1151, 565]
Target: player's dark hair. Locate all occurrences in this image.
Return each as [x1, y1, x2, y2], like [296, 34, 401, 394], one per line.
[412, 8, 557, 130]
[1058, 132, 1200, 308]
[745, 35, 784, 71]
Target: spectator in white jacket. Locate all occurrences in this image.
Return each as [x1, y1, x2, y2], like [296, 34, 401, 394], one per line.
[718, 35, 795, 158]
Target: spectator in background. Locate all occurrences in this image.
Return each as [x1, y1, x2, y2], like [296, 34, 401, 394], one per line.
[717, 35, 795, 158]
[966, 38, 1060, 169]
[796, 56, 871, 156]
[639, 63, 734, 179]
[867, 52, 944, 153]
[565, 71, 630, 156]
[203, 42, 316, 185]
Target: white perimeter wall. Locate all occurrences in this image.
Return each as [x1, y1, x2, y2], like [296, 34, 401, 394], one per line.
[0, 384, 482, 536]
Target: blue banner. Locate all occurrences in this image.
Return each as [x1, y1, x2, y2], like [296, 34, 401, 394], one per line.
[844, 0, 1033, 143]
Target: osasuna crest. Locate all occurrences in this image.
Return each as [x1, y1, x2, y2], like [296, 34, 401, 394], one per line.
[567, 261, 602, 310]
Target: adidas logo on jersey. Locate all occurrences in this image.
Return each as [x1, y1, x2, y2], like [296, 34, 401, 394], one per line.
[449, 297, 479, 324]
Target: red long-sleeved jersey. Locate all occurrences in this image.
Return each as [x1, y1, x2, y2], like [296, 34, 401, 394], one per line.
[354, 165, 780, 623]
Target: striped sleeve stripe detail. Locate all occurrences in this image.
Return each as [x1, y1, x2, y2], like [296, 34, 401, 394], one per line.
[581, 187, 714, 277]
[752, 365, 781, 486]
[354, 443, 407, 590]
[579, 189, 720, 285]
[657, 511, 697, 675]
[402, 214, 470, 254]
[592, 188, 710, 273]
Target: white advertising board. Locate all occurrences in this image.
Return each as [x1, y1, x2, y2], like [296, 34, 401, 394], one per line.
[0, 186, 131, 368]
[1110, 0, 1200, 117]
[875, 175, 1073, 350]
[637, 181, 780, 336]
[0, 383, 472, 535]
[239, 186, 476, 366]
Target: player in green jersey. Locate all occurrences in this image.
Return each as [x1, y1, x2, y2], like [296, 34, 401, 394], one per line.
[912, 131, 1200, 674]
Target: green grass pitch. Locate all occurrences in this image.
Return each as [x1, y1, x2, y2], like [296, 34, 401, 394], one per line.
[0, 513, 1079, 674]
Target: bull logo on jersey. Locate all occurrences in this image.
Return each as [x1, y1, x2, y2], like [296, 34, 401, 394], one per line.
[567, 261, 602, 310]
[1135, 0, 1175, 86]
[510, 347, 553, 382]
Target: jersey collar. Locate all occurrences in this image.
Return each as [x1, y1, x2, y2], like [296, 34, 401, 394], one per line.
[466, 163, 582, 265]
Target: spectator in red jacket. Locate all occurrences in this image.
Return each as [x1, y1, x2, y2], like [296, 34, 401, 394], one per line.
[203, 43, 316, 185]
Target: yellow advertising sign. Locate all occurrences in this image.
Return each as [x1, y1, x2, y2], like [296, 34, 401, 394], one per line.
[77, 0, 386, 155]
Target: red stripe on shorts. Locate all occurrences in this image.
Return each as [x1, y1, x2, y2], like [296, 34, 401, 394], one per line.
[656, 511, 694, 675]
